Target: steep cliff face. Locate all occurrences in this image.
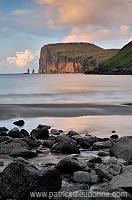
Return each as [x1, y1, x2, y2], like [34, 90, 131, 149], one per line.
[38, 43, 119, 73]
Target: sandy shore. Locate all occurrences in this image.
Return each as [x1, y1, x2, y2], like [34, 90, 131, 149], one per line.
[0, 104, 132, 120]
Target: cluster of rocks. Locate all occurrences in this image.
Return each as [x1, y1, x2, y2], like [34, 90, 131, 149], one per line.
[0, 120, 132, 199]
[84, 66, 132, 75]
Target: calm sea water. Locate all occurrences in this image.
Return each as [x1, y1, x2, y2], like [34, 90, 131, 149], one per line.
[0, 74, 132, 104]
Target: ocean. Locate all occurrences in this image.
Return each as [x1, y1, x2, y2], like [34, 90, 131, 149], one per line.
[0, 74, 132, 104]
[0, 73, 132, 136]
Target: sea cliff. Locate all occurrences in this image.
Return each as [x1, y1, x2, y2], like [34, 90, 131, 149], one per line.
[38, 43, 118, 73]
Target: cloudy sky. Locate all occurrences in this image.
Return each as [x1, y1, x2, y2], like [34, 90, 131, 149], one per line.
[0, 0, 132, 73]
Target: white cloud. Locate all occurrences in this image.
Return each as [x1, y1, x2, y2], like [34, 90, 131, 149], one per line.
[0, 50, 40, 73]
[6, 49, 38, 67]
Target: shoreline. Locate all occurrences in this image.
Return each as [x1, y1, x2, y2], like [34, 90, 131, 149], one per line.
[0, 103, 132, 120]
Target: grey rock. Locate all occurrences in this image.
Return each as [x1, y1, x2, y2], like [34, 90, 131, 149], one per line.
[110, 136, 132, 164]
[0, 127, 9, 132]
[13, 120, 25, 126]
[19, 129, 29, 137]
[0, 158, 62, 199]
[30, 128, 49, 139]
[110, 173, 132, 189]
[121, 165, 132, 174]
[67, 130, 80, 137]
[43, 139, 56, 148]
[56, 157, 90, 173]
[72, 171, 98, 184]
[93, 140, 113, 150]
[26, 138, 41, 148]
[0, 140, 37, 158]
[95, 157, 123, 180]
[110, 134, 119, 139]
[80, 141, 91, 149]
[52, 135, 80, 154]
[55, 135, 69, 142]
[50, 129, 61, 135]
[8, 127, 20, 138]
[75, 136, 97, 145]
[95, 164, 113, 180]
[37, 124, 51, 129]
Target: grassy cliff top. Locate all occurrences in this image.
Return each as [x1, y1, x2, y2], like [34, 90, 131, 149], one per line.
[46, 42, 119, 61]
[101, 41, 132, 68]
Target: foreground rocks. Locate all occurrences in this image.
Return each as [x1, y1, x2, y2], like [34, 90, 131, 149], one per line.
[110, 136, 132, 164]
[0, 121, 132, 199]
[110, 173, 132, 192]
[72, 171, 98, 184]
[56, 157, 90, 173]
[52, 135, 80, 154]
[0, 140, 37, 158]
[0, 158, 62, 199]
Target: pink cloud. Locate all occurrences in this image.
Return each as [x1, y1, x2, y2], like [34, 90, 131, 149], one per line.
[61, 25, 130, 43]
[34, 0, 132, 26]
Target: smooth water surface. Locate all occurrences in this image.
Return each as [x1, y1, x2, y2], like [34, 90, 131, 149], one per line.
[0, 74, 132, 104]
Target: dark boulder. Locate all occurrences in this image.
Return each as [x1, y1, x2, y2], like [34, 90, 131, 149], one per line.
[67, 130, 80, 137]
[50, 129, 60, 135]
[26, 138, 41, 148]
[95, 158, 123, 181]
[0, 158, 62, 199]
[95, 164, 113, 180]
[110, 173, 132, 193]
[52, 135, 80, 154]
[56, 156, 90, 173]
[0, 140, 37, 158]
[80, 141, 91, 149]
[110, 136, 132, 164]
[19, 129, 29, 137]
[110, 134, 119, 139]
[37, 124, 51, 129]
[30, 128, 49, 139]
[72, 171, 98, 184]
[8, 127, 20, 138]
[0, 127, 8, 132]
[13, 120, 25, 126]
[43, 139, 56, 148]
[93, 140, 114, 150]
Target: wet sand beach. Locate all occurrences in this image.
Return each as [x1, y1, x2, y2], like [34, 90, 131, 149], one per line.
[0, 103, 132, 120]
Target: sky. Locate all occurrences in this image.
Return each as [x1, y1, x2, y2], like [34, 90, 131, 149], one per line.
[0, 0, 132, 73]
